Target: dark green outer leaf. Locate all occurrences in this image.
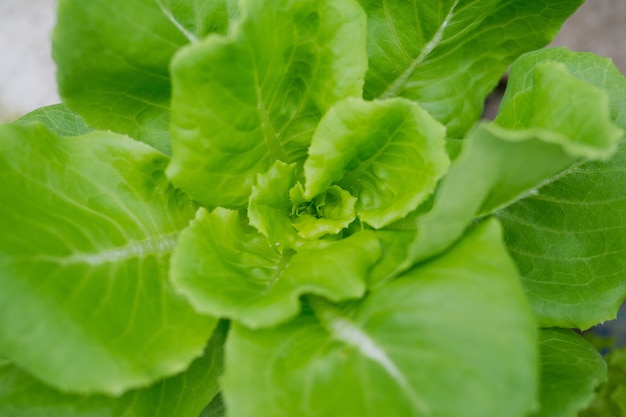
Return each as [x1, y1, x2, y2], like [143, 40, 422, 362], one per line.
[53, 0, 235, 153]
[371, 55, 622, 288]
[497, 48, 626, 329]
[14, 104, 92, 136]
[358, 0, 584, 138]
[581, 347, 626, 416]
[532, 328, 607, 417]
[0, 322, 227, 417]
[0, 123, 216, 395]
[199, 393, 225, 417]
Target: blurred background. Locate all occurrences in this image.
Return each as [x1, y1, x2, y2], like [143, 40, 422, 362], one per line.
[0, 0, 625, 121]
[0, 0, 58, 121]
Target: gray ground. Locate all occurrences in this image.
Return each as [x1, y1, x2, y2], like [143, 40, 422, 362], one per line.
[0, 0, 624, 121]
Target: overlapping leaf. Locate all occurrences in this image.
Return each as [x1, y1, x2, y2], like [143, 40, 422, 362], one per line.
[531, 329, 607, 417]
[0, 123, 216, 395]
[222, 219, 538, 417]
[357, 0, 583, 137]
[0, 323, 227, 417]
[167, 0, 368, 208]
[248, 161, 300, 250]
[248, 161, 357, 247]
[304, 97, 449, 228]
[53, 0, 236, 153]
[14, 104, 92, 136]
[580, 347, 626, 416]
[497, 48, 626, 329]
[376, 57, 622, 285]
[170, 207, 380, 328]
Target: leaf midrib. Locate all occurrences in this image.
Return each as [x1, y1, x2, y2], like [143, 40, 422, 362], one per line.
[14, 232, 180, 266]
[378, 0, 460, 99]
[310, 296, 431, 414]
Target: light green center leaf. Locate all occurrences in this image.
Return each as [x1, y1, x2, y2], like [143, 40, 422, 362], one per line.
[167, 0, 368, 208]
[290, 184, 357, 240]
[221, 218, 538, 417]
[304, 97, 449, 229]
[248, 161, 300, 250]
[170, 207, 380, 329]
[0, 123, 217, 395]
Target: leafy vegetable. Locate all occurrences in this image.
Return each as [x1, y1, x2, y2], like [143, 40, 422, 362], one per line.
[2, 0, 625, 416]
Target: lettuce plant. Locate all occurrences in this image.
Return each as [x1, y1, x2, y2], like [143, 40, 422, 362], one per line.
[1, 0, 626, 416]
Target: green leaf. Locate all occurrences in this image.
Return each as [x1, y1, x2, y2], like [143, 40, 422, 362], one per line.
[366, 229, 418, 288]
[376, 57, 622, 285]
[199, 393, 226, 417]
[303, 97, 449, 228]
[170, 207, 380, 328]
[580, 347, 626, 417]
[358, 0, 583, 137]
[13, 104, 92, 136]
[221, 218, 538, 417]
[248, 161, 300, 250]
[531, 328, 607, 417]
[249, 161, 358, 247]
[0, 123, 216, 395]
[0, 322, 227, 417]
[167, 0, 367, 208]
[53, 0, 235, 153]
[289, 183, 357, 240]
[496, 48, 626, 329]
[495, 62, 620, 159]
